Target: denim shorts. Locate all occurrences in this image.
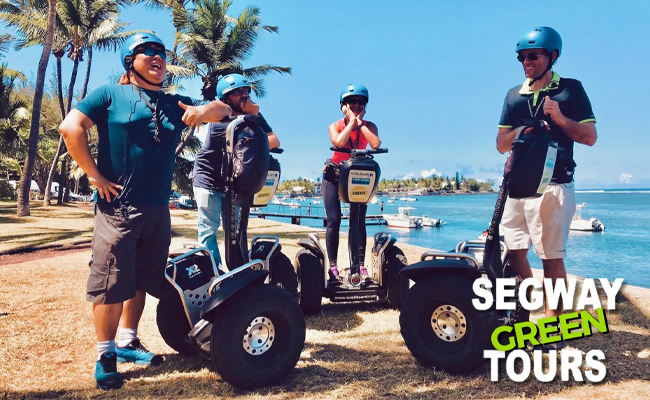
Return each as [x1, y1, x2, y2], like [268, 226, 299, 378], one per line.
[87, 202, 171, 304]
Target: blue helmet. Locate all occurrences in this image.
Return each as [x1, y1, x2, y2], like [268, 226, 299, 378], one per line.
[339, 83, 369, 105]
[120, 32, 166, 70]
[216, 74, 251, 100]
[516, 27, 562, 64]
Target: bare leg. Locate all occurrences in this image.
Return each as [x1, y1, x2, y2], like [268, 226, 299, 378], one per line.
[93, 303, 123, 342]
[507, 249, 533, 304]
[541, 258, 566, 318]
[506, 249, 533, 280]
[119, 290, 146, 330]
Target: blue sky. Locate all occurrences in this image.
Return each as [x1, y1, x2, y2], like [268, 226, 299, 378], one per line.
[3, 0, 650, 188]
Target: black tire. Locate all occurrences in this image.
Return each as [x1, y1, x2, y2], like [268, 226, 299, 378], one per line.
[270, 251, 298, 299]
[295, 249, 324, 315]
[156, 297, 194, 355]
[399, 275, 497, 374]
[378, 246, 409, 308]
[210, 284, 306, 390]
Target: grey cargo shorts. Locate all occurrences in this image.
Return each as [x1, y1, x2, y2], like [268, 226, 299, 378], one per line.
[87, 202, 171, 304]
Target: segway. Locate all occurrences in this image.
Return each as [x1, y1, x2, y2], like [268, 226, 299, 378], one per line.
[155, 116, 305, 389]
[295, 147, 409, 315]
[398, 119, 551, 374]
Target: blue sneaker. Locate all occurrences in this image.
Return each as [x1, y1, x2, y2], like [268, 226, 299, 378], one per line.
[95, 352, 123, 390]
[116, 338, 163, 366]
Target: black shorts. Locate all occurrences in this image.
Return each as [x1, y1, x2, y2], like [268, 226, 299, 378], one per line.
[87, 203, 171, 304]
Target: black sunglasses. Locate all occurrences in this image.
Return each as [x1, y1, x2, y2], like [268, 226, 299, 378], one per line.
[230, 87, 251, 96]
[137, 46, 167, 60]
[517, 52, 546, 62]
[345, 98, 367, 106]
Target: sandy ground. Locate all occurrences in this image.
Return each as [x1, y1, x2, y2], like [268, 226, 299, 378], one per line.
[1, 208, 649, 399]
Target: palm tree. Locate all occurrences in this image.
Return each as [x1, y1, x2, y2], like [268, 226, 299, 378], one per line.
[167, 0, 290, 160]
[2, 0, 136, 205]
[175, 0, 290, 101]
[44, 0, 134, 205]
[0, 63, 29, 178]
[0, 0, 57, 216]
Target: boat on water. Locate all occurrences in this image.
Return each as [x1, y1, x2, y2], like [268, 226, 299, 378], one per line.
[370, 196, 380, 204]
[382, 207, 423, 229]
[399, 197, 418, 202]
[387, 196, 397, 203]
[421, 214, 443, 227]
[570, 203, 605, 232]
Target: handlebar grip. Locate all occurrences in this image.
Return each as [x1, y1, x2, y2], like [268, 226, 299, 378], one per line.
[270, 148, 284, 154]
[515, 119, 546, 129]
[329, 147, 388, 154]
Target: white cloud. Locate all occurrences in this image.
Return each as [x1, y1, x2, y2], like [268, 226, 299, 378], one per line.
[420, 168, 442, 178]
[619, 173, 634, 184]
[402, 173, 416, 180]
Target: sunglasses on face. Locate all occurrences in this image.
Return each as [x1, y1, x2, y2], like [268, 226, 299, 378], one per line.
[230, 87, 251, 96]
[345, 98, 367, 106]
[517, 52, 546, 62]
[137, 47, 167, 60]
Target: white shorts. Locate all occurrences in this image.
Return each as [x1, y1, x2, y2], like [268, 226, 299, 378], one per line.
[501, 183, 576, 259]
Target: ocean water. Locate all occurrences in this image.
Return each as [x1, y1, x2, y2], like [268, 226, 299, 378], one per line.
[263, 189, 650, 289]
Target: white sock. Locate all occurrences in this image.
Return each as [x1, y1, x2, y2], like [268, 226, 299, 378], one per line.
[97, 340, 116, 361]
[117, 328, 137, 348]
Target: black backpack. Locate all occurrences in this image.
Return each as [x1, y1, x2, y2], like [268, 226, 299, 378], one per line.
[223, 115, 271, 197]
[504, 119, 558, 199]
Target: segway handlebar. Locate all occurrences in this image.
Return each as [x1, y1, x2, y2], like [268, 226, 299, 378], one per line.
[330, 146, 388, 156]
[270, 147, 284, 154]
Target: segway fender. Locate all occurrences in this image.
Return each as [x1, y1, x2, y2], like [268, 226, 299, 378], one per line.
[199, 268, 269, 320]
[400, 260, 482, 283]
[297, 237, 324, 260]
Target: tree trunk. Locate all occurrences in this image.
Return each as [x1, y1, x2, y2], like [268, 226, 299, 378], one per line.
[16, 0, 56, 217]
[57, 158, 67, 204]
[175, 126, 196, 156]
[53, 59, 80, 206]
[80, 47, 92, 100]
[43, 57, 67, 207]
[66, 59, 80, 114]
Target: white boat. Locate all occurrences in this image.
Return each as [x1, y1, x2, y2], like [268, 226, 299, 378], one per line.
[382, 207, 423, 229]
[421, 215, 442, 227]
[370, 196, 380, 204]
[570, 203, 604, 232]
[399, 197, 418, 202]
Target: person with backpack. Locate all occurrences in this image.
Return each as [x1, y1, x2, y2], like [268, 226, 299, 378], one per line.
[323, 84, 381, 283]
[59, 32, 232, 390]
[192, 73, 280, 267]
[496, 27, 597, 348]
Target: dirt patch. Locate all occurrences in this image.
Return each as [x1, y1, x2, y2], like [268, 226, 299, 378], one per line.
[0, 241, 92, 266]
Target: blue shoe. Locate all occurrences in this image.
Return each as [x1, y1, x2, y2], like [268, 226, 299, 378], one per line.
[95, 352, 123, 390]
[116, 338, 164, 366]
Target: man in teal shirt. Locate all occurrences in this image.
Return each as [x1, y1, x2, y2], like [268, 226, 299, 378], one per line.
[60, 32, 232, 390]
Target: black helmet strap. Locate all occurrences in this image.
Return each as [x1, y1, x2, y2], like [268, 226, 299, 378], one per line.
[131, 68, 163, 88]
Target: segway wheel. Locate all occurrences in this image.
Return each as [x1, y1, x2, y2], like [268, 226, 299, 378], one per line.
[156, 297, 194, 355]
[378, 246, 409, 308]
[295, 249, 324, 315]
[270, 251, 298, 299]
[399, 275, 497, 374]
[210, 284, 306, 390]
